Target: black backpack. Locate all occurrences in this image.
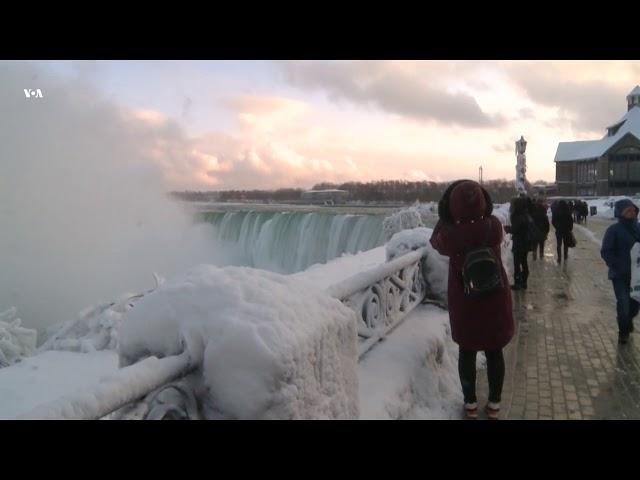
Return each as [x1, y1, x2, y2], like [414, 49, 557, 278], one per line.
[461, 222, 504, 296]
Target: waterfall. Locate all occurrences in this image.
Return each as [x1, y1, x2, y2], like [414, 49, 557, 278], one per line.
[200, 211, 385, 274]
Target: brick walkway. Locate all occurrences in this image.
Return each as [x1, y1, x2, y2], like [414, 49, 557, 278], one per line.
[499, 221, 640, 419]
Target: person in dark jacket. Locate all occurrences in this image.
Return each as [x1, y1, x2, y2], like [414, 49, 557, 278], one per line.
[552, 200, 573, 263]
[530, 198, 550, 261]
[504, 196, 530, 290]
[431, 180, 514, 419]
[582, 201, 589, 224]
[600, 199, 640, 344]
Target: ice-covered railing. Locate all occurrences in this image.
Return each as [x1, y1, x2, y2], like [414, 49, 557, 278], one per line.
[19, 351, 200, 420]
[327, 246, 429, 358]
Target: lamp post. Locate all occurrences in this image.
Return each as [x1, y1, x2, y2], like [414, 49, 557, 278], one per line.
[515, 136, 527, 196]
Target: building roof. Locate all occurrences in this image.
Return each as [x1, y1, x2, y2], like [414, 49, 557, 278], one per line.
[627, 85, 640, 98]
[554, 106, 640, 162]
[302, 189, 348, 194]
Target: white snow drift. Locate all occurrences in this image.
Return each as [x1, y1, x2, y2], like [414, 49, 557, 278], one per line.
[118, 265, 360, 419]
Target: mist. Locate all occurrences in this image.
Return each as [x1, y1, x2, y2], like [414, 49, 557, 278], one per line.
[0, 62, 222, 333]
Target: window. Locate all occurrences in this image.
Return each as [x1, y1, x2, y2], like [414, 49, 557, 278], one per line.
[611, 159, 627, 180]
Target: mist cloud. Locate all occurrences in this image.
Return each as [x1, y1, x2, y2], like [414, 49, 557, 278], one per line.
[0, 62, 219, 332]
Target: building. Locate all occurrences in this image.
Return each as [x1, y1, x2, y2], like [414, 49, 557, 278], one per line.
[555, 86, 640, 196]
[531, 182, 557, 198]
[300, 189, 349, 205]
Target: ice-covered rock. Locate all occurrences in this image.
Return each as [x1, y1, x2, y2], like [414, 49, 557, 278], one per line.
[39, 274, 164, 354]
[383, 209, 424, 241]
[382, 202, 438, 243]
[0, 307, 37, 367]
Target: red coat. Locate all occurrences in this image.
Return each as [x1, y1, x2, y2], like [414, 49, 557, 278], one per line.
[430, 215, 514, 351]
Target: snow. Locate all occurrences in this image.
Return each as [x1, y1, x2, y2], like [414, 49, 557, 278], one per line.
[555, 105, 640, 161]
[574, 224, 602, 248]
[385, 227, 449, 303]
[0, 308, 37, 367]
[359, 304, 462, 419]
[382, 202, 437, 241]
[19, 352, 192, 420]
[117, 264, 359, 419]
[293, 247, 386, 290]
[0, 350, 118, 419]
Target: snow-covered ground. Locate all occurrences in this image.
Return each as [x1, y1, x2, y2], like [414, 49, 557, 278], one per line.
[563, 195, 639, 219]
[359, 304, 461, 419]
[0, 350, 118, 419]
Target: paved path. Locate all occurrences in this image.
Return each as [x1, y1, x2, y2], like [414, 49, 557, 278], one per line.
[499, 219, 640, 419]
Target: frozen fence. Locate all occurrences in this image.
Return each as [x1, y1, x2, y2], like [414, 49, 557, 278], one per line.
[328, 247, 429, 358]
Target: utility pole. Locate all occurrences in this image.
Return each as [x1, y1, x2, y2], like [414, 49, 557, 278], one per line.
[479, 166, 483, 185]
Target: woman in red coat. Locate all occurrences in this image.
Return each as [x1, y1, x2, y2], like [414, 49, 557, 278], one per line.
[430, 180, 514, 419]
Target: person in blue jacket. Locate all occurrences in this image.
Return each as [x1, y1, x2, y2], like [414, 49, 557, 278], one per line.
[601, 199, 640, 344]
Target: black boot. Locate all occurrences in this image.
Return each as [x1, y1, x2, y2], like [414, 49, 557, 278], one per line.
[619, 331, 630, 345]
[511, 273, 522, 291]
[522, 272, 529, 290]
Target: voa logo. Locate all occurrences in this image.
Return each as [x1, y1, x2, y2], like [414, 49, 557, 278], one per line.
[24, 89, 43, 98]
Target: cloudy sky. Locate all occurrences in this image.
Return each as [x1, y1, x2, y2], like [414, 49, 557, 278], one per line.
[10, 60, 640, 190]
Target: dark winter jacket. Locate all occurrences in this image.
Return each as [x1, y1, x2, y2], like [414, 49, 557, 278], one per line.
[531, 203, 550, 239]
[505, 197, 530, 252]
[601, 199, 640, 280]
[552, 201, 573, 236]
[430, 180, 514, 351]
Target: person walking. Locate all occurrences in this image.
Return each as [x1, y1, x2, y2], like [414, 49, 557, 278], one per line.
[600, 199, 640, 345]
[582, 201, 589, 225]
[431, 180, 514, 419]
[530, 198, 550, 261]
[552, 200, 573, 263]
[504, 196, 531, 290]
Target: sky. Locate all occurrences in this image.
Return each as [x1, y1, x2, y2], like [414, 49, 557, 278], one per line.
[11, 60, 640, 190]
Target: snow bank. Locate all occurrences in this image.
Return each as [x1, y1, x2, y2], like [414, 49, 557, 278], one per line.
[359, 305, 462, 419]
[0, 350, 118, 419]
[0, 308, 37, 367]
[118, 265, 359, 419]
[552, 196, 637, 219]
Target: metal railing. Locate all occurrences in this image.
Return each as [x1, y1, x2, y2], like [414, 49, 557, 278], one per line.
[327, 247, 429, 358]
